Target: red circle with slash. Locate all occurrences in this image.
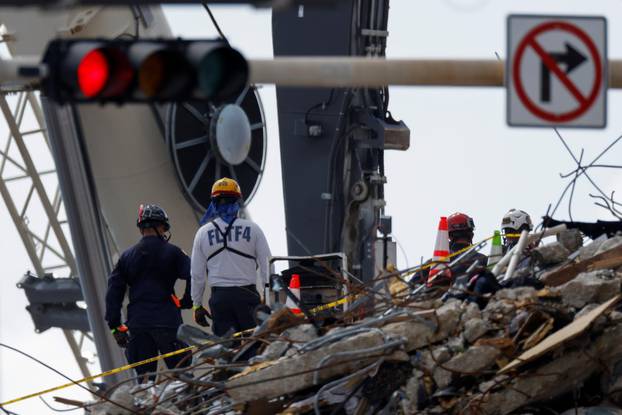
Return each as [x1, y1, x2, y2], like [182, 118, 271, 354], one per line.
[512, 21, 603, 123]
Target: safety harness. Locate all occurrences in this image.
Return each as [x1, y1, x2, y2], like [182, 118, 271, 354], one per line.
[207, 218, 258, 267]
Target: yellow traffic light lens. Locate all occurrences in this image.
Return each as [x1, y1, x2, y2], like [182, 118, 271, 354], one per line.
[138, 50, 193, 99]
[138, 53, 166, 97]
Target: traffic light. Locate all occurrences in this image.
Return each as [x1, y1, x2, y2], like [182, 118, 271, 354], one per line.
[18, 271, 90, 333]
[41, 39, 249, 104]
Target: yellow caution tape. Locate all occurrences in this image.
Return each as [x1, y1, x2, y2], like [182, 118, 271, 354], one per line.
[0, 304, 346, 407]
[0, 328, 255, 407]
[309, 294, 358, 313]
[2, 231, 514, 407]
[0, 345, 196, 407]
[400, 234, 496, 278]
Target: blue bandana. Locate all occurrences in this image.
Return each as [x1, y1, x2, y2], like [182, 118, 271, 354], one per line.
[199, 201, 240, 225]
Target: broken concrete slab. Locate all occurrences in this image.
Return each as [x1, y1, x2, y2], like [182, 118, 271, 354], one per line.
[418, 346, 452, 372]
[494, 287, 537, 301]
[542, 244, 622, 287]
[383, 302, 462, 350]
[463, 318, 492, 343]
[460, 301, 482, 325]
[283, 323, 318, 344]
[482, 299, 517, 325]
[255, 340, 289, 362]
[432, 347, 502, 392]
[445, 335, 466, 354]
[227, 304, 460, 402]
[575, 303, 601, 319]
[579, 235, 609, 261]
[227, 330, 388, 402]
[500, 295, 620, 374]
[444, 345, 500, 374]
[556, 269, 620, 308]
[532, 242, 571, 266]
[433, 366, 452, 389]
[610, 310, 622, 323]
[475, 323, 622, 415]
[557, 228, 583, 253]
[595, 235, 622, 257]
[402, 370, 424, 415]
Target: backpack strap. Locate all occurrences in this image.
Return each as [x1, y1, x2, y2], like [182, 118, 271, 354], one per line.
[207, 218, 258, 266]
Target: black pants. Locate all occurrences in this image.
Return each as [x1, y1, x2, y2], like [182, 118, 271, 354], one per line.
[209, 285, 260, 337]
[126, 327, 191, 381]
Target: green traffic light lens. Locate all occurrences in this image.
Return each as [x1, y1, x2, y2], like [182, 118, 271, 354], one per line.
[197, 47, 248, 102]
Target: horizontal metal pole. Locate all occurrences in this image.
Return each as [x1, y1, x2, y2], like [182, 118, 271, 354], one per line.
[0, 0, 330, 5]
[0, 56, 45, 88]
[4, 56, 622, 89]
[250, 57, 622, 89]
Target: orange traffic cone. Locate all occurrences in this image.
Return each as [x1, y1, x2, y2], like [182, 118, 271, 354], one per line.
[428, 216, 450, 284]
[285, 274, 302, 314]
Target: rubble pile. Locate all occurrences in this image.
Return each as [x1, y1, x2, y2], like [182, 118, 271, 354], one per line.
[90, 228, 622, 415]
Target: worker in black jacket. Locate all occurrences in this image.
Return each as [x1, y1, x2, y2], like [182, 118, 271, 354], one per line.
[446, 212, 488, 277]
[105, 204, 192, 382]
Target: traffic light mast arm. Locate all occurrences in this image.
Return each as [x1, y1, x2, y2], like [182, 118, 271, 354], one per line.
[250, 57, 504, 87]
[249, 57, 622, 88]
[0, 0, 332, 5]
[0, 56, 45, 91]
[3, 55, 622, 90]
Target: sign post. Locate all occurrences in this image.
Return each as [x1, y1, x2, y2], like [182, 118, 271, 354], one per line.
[507, 15, 607, 128]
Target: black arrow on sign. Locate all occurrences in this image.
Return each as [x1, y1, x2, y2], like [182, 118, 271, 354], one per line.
[540, 42, 587, 102]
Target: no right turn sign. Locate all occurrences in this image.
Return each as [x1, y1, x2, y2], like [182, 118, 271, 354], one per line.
[507, 15, 607, 128]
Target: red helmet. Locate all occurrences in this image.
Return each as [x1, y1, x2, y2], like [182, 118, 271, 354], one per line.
[447, 212, 475, 233]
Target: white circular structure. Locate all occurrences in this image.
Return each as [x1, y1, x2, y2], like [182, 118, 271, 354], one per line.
[214, 104, 252, 166]
[167, 86, 267, 211]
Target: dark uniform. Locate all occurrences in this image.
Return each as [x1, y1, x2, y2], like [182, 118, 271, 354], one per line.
[105, 235, 192, 380]
[449, 250, 488, 277]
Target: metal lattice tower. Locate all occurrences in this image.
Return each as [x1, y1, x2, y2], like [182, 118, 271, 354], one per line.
[0, 90, 94, 380]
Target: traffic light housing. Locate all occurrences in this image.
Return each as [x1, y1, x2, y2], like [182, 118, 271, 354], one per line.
[41, 39, 249, 104]
[18, 272, 90, 333]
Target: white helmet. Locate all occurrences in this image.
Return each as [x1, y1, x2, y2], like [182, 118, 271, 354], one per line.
[501, 209, 533, 233]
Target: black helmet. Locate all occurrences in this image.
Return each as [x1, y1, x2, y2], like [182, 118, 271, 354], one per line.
[137, 204, 170, 231]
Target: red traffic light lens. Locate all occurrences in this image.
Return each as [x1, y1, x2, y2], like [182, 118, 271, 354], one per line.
[77, 49, 110, 98]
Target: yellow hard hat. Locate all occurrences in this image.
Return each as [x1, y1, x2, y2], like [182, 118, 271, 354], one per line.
[211, 177, 242, 199]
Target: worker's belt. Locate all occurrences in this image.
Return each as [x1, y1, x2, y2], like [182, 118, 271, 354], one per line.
[207, 218, 258, 266]
[212, 284, 257, 292]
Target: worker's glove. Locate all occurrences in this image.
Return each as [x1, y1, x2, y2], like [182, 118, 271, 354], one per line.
[193, 305, 212, 327]
[179, 295, 193, 310]
[111, 324, 129, 348]
[426, 268, 452, 287]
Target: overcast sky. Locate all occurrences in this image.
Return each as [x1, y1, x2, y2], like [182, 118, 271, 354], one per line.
[2, 1, 622, 413]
